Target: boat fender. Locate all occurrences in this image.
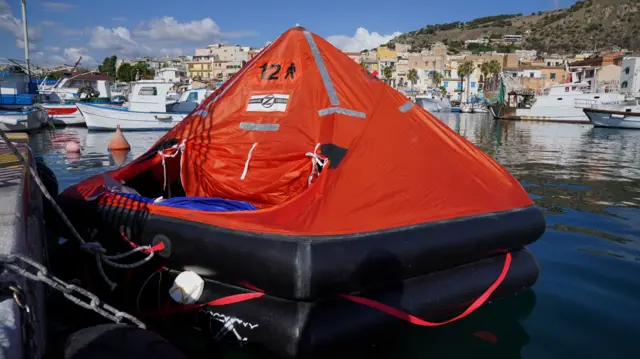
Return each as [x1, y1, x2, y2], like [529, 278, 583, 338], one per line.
[169, 271, 204, 304]
[155, 114, 172, 121]
[151, 234, 172, 258]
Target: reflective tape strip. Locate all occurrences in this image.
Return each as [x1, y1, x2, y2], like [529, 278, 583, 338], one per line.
[318, 107, 366, 119]
[303, 31, 340, 106]
[193, 109, 208, 117]
[239, 122, 280, 131]
[399, 101, 414, 113]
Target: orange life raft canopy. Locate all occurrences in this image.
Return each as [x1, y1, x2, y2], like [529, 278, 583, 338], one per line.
[58, 26, 545, 358]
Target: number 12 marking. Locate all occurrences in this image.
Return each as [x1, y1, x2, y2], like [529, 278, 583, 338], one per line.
[260, 63, 281, 80]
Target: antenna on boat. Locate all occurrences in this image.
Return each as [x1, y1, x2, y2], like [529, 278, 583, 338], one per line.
[20, 0, 31, 83]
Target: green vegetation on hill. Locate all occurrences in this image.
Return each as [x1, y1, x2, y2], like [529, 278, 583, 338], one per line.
[388, 0, 640, 54]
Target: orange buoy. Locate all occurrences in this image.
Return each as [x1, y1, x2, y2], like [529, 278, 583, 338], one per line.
[108, 125, 131, 151]
[110, 149, 129, 167]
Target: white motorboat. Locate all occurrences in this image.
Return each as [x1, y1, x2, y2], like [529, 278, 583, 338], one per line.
[491, 82, 625, 123]
[77, 80, 207, 131]
[0, 107, 48, 132]
[39, 72, 116, 126]
[460, 103, 473, 113]
[415, 95, 450, 113]
[472, 102, 489, 113]
[583, 99, 640, 129]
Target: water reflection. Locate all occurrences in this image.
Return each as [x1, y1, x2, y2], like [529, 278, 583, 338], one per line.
[29, 114, 640, 358]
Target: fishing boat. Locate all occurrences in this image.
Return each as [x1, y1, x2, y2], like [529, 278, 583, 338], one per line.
[583, 98, 640, 129]
[76, 80, 206, 131]
[39, 72, 120, 126]
[0, 63, 48, 131]
[56, 27, 545, 358]
[490, 81, 625, 123]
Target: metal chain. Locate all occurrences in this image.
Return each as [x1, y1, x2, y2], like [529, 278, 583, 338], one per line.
[0, 129, 157, 291]
[1, 252, 146, 329]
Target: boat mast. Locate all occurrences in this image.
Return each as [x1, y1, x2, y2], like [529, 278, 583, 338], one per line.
[20, 0, 31, 82]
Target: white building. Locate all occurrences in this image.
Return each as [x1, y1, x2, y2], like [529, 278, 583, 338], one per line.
[620, 56, 640, 96]
[196, 44, 250, 62]
[155, 67, 187, 83]
[465, 38, 489, 45]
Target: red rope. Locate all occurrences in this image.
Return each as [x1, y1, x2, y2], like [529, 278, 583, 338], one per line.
[339, 252, 512, 326]
[139, 253, 511, 326]
[141, 292, 264, 317]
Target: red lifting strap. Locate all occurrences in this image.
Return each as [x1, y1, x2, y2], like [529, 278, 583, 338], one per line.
[141, 292, 264, 317]
[141, 253, 511, 325]
[339, 252, 512, 326]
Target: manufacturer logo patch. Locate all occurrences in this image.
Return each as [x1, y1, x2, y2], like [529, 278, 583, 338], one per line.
[247, 94, 289, 112]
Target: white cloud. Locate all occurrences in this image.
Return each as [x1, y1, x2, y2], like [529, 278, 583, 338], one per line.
[63, 47, 96, 66]
[16, 39, 37, 50]
[133, 17, 223, 43]
[89, 26, 151, 57]
[0, 0, 43, 47]
[158, 48, 185, 57]
[45, 46, 60, 52]
[41, 20, 57, 27]
[326, 27, 402, 52]
[41, 2, 77, 11]
[48, 54, 67, 64]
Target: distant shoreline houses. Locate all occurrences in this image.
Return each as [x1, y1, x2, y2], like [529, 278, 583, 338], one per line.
[82, 39, 639, 101]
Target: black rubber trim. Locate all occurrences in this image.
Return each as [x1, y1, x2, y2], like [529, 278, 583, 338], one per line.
[88, 204, 545, 300]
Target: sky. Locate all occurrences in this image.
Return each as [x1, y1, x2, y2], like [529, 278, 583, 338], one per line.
[0, 0, 578, 68]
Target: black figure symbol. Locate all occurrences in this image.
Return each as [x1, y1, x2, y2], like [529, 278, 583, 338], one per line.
[285, 63, 296, 79]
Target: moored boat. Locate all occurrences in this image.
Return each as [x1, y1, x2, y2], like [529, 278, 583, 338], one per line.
[77, 81, 205, 131]
[56, 26, 545, 358]
[0, 107, 48, 132]
[39, 72, 120, 126]
[0, 64, 48, 131]
[490, 82, 625, 123]
[583, 99, 640, 129]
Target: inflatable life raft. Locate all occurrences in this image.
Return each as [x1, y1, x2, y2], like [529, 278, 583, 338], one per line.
[57, 26, 545, 358]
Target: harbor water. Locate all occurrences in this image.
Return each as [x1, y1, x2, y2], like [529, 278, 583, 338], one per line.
[29, 113, 640, 358]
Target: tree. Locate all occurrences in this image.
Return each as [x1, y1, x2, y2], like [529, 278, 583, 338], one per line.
[407, 68, 418, 87]
[98, 55, 117, 80]
[116, 63, 134, 82]
[359, 61, 367, 68]
[457, 61, 474, 102]
[383, 66, 394, 83]
[432, 71, 443, 87]
[76, 67, 91, 73]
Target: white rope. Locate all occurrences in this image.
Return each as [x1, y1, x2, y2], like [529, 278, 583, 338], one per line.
[305, 143, 327, 186]
[240, 143, 258, 180]
[157, 140, 186, 198]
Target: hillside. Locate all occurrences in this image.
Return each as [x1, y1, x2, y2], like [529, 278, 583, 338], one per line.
[388, 0, 640, 54]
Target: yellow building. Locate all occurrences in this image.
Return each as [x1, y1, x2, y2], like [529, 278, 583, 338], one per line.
[186, 61, 213, 80]
[376, 46, 397, 60]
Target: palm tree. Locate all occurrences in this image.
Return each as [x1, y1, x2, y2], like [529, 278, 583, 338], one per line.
[457, 61, 474, 103]
[432, 72, 443, 88]
[481, 60, 502, 90]
[407, 68, 418, 88]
